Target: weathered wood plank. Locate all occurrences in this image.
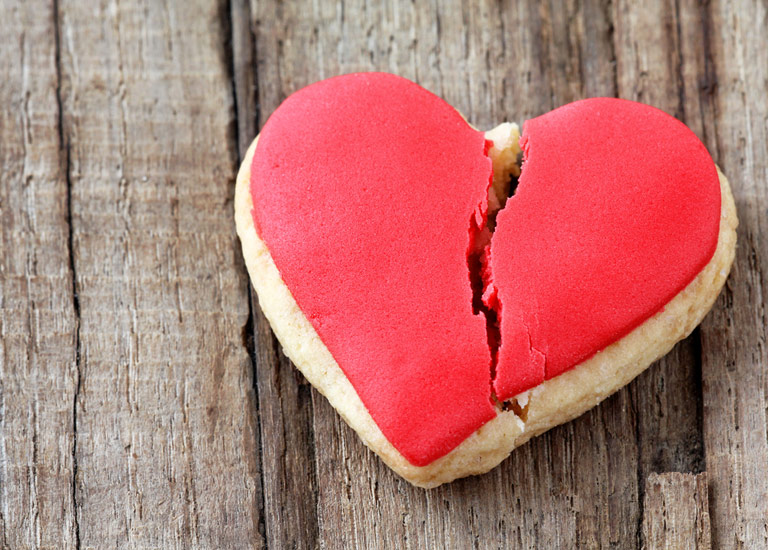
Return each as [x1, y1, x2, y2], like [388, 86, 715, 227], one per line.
[613, 4, 768, 549]
[229, 1, 268, 547]
[643, 472, 712, 549]
[247, 1, 661, 548]
[242, 3, 323, 549]
[613, 0, 712, 489]
[0, 1, 78, 548]
[55, 0, 262, 547]
[700, 1, 768, 548]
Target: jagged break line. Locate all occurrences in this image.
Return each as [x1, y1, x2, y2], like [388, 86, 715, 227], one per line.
[466, 124, 525, 414]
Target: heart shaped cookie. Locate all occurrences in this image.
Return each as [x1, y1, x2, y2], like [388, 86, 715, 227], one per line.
[235, 73, 737, 488]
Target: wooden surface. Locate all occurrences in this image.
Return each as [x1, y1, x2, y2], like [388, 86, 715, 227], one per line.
[0, 0, 766, 548]
[643, 472, 711, 549]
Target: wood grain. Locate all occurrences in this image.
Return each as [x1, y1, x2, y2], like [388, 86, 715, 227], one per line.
[55, 0, 262, 547]
[700, 1, 768, 549]
[643, 472, 711, 549]
[244, 1, 665, 548]
[0, 1, 77, 548]
[1, 0, 766, 548]
[613, 0, 711, 495]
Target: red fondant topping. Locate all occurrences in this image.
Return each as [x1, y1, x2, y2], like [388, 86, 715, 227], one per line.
[488, 98, 721, 401]
[250, 73, 496, 466]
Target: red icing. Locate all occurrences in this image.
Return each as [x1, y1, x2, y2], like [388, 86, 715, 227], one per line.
[487, 98, 721, 400]
[250, 73, 496, 466]
[251, 75, 722, 465]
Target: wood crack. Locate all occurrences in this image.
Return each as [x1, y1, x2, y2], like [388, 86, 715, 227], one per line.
[222, 0, 241, 158]
[64, 96, 82, 550]
[699, 0, 722, 163]
[53, 0, 81, 547]
[605, 0, 619, 97]
[634, 386, 645, 550]
[673, 0, 687, 122]
[245, 291, 267, 545]
[691, 327, 706, 474]
[228, 0, 268, 545]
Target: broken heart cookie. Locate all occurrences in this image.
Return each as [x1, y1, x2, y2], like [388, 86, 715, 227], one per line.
[235, 72, 737, 488]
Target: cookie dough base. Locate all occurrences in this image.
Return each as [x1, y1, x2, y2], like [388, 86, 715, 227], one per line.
[235, 130, 737, 488]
